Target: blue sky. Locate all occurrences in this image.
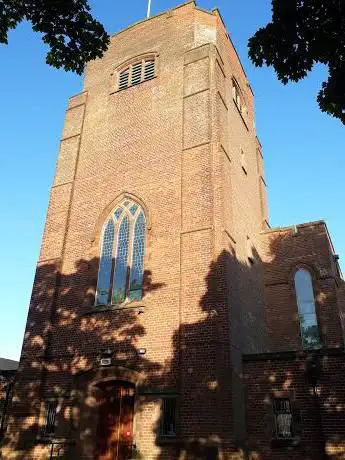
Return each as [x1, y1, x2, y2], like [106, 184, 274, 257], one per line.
[0, 0, 344, 360]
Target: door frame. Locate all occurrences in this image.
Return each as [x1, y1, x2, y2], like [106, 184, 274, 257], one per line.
[72, 365, 141, 460]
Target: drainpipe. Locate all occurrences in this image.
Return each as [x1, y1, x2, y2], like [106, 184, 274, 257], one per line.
[305, 353, 327, 460]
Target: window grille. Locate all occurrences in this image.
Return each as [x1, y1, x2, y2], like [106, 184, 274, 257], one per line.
[95, 200, 146, 306]
[273, 398, 293, 439]
[44, 401, 57, 436]
[160, 397, 176, 437]
[117, 58, 156, 91]
[0, 381, 14, 433]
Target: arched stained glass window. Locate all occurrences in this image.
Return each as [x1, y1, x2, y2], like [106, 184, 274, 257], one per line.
[294, 269, 321, 349]
[95, 199, 146, 306]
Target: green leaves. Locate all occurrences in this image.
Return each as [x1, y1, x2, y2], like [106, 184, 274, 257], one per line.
[249, 0, 345, 124]
[0, 0, 110, 74]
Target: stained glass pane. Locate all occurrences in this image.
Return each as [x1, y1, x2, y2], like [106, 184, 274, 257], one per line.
[114, 207, 123, 220]
[123, 200, 130, 207]
[300, 314, 320, 349]
[129, 212, 146, 301]
[129, 203, 139, 216]
[96, 219, 114, 305]
[112, 216, 130, 304]
[294, 269, 320, 349]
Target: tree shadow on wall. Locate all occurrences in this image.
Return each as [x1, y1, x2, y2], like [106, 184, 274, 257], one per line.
[152, 234, 345, 460]
[2, 232, 345, 460]
[1, 257, 164, 459]
[149, 247, 269, 460]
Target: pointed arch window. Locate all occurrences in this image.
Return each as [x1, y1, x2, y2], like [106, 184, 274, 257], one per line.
[294, 269, 321, 349]
[96, 199, 146, 306]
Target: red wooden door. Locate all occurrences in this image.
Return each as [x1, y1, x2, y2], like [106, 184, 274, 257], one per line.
[95, 383, 135, 460]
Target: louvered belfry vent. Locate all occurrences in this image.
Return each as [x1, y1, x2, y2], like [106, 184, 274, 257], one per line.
[117, 58, 156, 91]
[131, 62, 143, 85]
[144, 60, 155, 81]
[118, 68, 130, 90]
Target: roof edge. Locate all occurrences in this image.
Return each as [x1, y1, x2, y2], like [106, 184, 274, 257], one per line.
[110, 1, 196, 39]
[262, 220, 327, 235]
[108, 1, 254, 100]
[212, 7, 254, 97]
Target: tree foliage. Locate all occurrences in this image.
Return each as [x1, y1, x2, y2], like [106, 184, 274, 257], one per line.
[249, 0, 345, 124]
[0, 0, 110, 74]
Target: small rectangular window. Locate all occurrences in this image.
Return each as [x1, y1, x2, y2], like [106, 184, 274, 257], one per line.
[273, 398, 294, 440]
[44, 401, 57, 436]
[160, 397, 176, 437]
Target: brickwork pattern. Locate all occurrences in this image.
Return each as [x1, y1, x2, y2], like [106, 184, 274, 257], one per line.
[3, 2, 344, 459]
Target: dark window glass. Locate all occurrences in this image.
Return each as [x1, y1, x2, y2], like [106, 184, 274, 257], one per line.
[44, 401, 57, 436]
[294, 269, 321, 349]
[273, 398, 293, 439]
[96, 219, 115, 305]
[160, 397, 176, 437]
[0, 380, 13, 432]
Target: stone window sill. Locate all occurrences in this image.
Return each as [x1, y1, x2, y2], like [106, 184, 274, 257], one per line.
[82, 300, 146, 315]
[271, 436, 300, 448]
[36, 436, 75, 444]
[110, 75, 157, 95]
[156, 436, 179, 445]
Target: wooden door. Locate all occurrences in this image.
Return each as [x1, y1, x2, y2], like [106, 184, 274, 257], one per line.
[95, 383, 135, 460]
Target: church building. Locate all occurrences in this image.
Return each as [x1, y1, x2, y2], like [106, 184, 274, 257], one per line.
[2, 2, 345, 459]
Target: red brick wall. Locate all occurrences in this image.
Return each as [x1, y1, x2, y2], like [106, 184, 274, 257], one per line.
[244, 352, 345, 460]
[260, 222, 343, 352]
[6, 3, 343, 459]
[4, 3, 269, 458]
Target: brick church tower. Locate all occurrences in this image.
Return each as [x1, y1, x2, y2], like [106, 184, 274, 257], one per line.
[2, 2, 345, 460]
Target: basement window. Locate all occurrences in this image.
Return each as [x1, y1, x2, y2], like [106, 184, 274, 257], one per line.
[43, 401, 57, 436]
[118, 58, 156, 91]
[273, 398, 294, 440]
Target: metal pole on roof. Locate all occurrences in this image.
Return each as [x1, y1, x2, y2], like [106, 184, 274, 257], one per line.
[147, 0, 152, 17]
